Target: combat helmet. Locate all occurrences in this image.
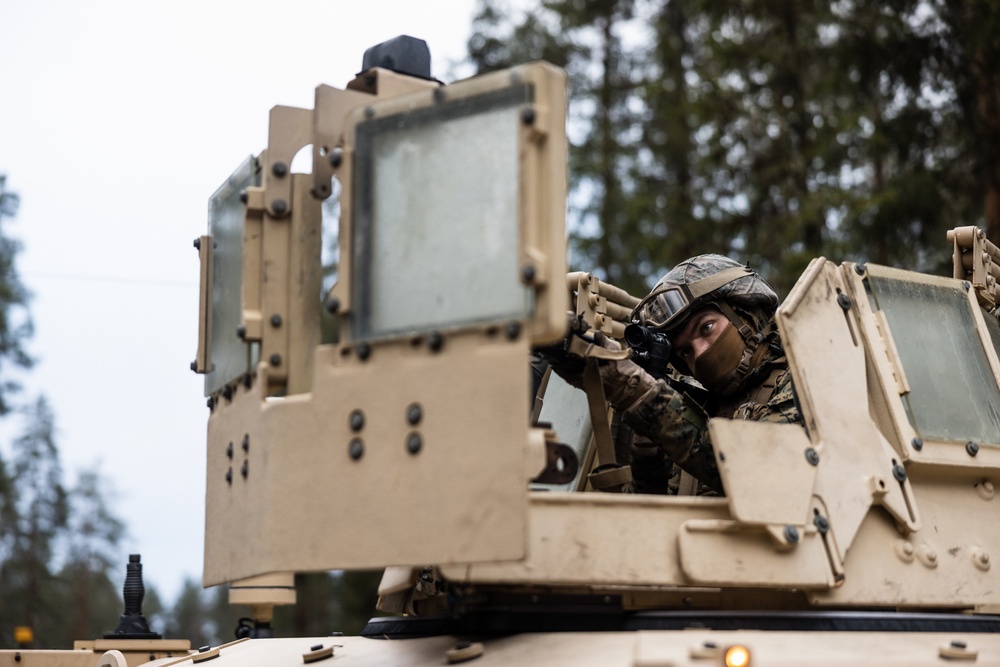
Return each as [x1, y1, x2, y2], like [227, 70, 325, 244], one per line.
[632, 254, 779, 393]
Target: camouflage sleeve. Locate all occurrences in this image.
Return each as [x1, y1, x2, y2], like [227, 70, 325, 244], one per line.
[621, 369, 802, 494]
[621, 380, 723, 493]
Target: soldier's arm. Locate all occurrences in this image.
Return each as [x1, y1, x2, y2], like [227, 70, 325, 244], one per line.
[622, 382, 724, 493]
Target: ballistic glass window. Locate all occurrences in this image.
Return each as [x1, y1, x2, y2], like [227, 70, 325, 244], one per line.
[206, 156, 260, 396]
[866, 265, 1000, 446]
[351, 85, 533, 340]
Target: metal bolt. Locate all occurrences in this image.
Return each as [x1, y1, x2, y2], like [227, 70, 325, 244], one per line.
[805, 447, 820, 466]
[226, 442, 233, 459]
[271, 199, 288, 216]
[963, 281, 971, 291]
[349, 439, 364, 460]
[225, 468, 232, 485]
[357, 343, 371, 360]
[521, 107, 536, 125]
[241, 435, 250, 454]
[406, 433, 422, 455]
[522, 263, 536, 283]
[967, 441, 980, 457]
[239, 189, 248, 204]
[325, 297, 340, 314]
[241, 460, 249, 479]
[854, 262, 867, 275]
[269, 353, 282, 367]
[310, 645, 323, 652]
[207, 397, 215, 410]
[350, 410, 365, 432]
[784, 525, 800, 543]
[190, 360, 198, 372]
[270, 314, 282, 327]
[427, 332, 443, 352]
[329, 150, 342, 169]
[837, 292, 851, 310]
[506, 321, 522, 340]
[222, 385, 232, 401]
[236, 324, 247, 340]
[193, 238, 201, 250]
[271, 162, 288, 178]
[912, 436, 923, 451]
[892, 463, 907, 483]
[813, 515, 829, 534]
[364, 106, 375, 119]
[407, 403, 423, 425]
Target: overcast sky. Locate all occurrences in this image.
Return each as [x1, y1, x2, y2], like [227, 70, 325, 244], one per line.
[0, 0, 481, 606]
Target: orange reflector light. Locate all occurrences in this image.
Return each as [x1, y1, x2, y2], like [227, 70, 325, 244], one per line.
[725, 645, 751, 667]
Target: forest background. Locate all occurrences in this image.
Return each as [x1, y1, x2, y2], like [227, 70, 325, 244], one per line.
[2, 0, 999, 647]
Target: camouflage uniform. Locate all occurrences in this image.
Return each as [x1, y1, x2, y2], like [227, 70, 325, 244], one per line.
[623, 254, 803, 495]
[625, 356, 800, 494]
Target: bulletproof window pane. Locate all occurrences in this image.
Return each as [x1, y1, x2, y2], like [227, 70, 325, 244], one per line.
[352, 85, 532, 340]
[206, 156, 259, 396]
[867, 266, 1000, 445]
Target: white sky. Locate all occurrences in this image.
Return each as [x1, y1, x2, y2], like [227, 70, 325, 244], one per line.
[0, 0, 481, 606]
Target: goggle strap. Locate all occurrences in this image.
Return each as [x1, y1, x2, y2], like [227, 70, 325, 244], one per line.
[685, 265, 754, 301]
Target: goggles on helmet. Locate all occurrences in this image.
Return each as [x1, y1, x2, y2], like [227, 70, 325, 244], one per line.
[631, 265, 753, 331]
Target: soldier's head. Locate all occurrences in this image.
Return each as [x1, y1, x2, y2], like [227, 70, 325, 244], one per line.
[632, 254, 778, 396]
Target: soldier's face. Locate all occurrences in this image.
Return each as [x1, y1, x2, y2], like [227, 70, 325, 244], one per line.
[671, 307, 730, 369]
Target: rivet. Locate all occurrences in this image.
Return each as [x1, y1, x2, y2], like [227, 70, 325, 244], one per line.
[272, 199, 288, 216]
[243, 373, 253, 388]
[222, 385, 232, 401]
[270, 353, 282, 367]
[241, 460, 249, 478]
[190, 360, 198, 372]
[521, 263, 536, 283]
[784, 525, 800, 543]
[239, 189, 248, 204]
[506, 321, 522, 340]
[912, 436, 923, 451]
[406, 433, 422, 455]
[193, 238, 201, 250]
[325, 297, 340, 314]
[837, 292, 851, 310]
[207, 397, 215, 410]
[967, 441, 980, 457]
[236, 324, 247, 340]
[349, 439, 364, 460]
[407, 403, 423, 426]
[813, 515, 829, 534]
[963, 280, 971, 291]
[521, 107, 536, 125]
[225, 468, 232, 485]
[349, 410, 365, 432]
[270, 314, 283, 327]
[854, 262, 867, 275]
[271, 162, 288, 178]
[357, 343, 371, 361]
[892, 464, 907, 483]
[329, 151, 343, 168]
[427, 332, 444, 352]
[805, 447, 820, 466]
[242, 434, 249, 453]
[226, 442, 233, 459]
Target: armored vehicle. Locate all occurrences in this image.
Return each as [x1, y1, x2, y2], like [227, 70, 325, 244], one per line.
[6, 35, 1000, 667]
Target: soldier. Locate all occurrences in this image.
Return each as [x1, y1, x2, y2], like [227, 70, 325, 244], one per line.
[553, 254, 801, 494]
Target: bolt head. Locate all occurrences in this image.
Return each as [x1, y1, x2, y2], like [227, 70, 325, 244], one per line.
[271, 199, 288, 216]
[521, 263, 536, 283]
[269, 353, 282, 367]
[325, 296, 340, 314]
[190, 360, 198, 372]
[271, 161, 288, 178]
[521, 107, 536, 125]
[329, 150, 343, 168]
[854, 262, 867, 275]
[912, 437, 923, 451]
[427, 332, 444, 352]
[350, 410, 365, 432]
[349, 439, 364, 460]
[239, 189, 248, 204]
[357, 343, 371, 360]
[270, 314, 282, 327]
[805, 447, 820, 466]
[407, 403, 423, 426]
[193, 238, 201, 250]
[784, 525, 800, 543]
[242, 434, 249, 452]
[406, 433, 422, 455]
[967, 441, 980, 457]
[837, 292, 851, 310]
[892, 463, 907, 483]
[506, 322, 522, 340]
[236, 324, 247, 340]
